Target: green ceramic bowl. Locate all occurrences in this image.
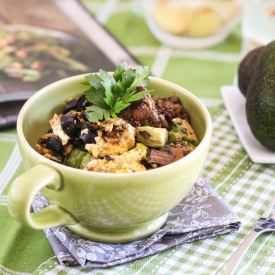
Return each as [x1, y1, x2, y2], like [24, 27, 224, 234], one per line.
[8, 75, 212, 243]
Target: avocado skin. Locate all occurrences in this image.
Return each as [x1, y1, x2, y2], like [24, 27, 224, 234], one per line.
[238, 47, 263, 97]
[246, 41, 275, 151]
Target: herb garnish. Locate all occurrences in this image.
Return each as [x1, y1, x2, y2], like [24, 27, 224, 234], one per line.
[82, 63, 150, 122]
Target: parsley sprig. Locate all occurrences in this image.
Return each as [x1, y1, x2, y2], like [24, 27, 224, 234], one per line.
[82, 63, 150, 122]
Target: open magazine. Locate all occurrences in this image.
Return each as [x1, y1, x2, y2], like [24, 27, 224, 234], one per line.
[0, 0, 139, 128]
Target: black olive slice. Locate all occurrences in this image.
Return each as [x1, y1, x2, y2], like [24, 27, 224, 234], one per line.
[63, 99, 78, 114]
[60, 115, 81, 137]
[77, 94, 90, 109]
[79, 129, 97, 144]
[71, 137, 85, 149]
[45, 136, 64, 153]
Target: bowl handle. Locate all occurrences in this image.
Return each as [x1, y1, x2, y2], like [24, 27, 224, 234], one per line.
[7, 164, 76, 229]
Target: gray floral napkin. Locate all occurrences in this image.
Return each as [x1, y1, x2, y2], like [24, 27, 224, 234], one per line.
[32, 177, 240, 268]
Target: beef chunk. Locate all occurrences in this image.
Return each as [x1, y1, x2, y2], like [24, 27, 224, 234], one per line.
[119, 94, 168, 128]
[154, 96, 190, 122]
[147, 144, 193, 166]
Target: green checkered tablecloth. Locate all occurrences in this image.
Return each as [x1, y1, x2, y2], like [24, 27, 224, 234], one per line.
[0, 1, 274, 274]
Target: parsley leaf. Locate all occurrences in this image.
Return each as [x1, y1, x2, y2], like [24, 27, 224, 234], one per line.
[83, 74, 107, 108]
[84, 88, 106, 108]
[83, 63, 151, 122]
[99, 69, 115, 107]
[86, 105, 111, 122]
[125, 91, 146, 103]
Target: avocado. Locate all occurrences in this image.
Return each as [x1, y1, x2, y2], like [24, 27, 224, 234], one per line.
[246, 41, 275, 151]
[238, 46, 263, 97]
[64, 149, 91, 168]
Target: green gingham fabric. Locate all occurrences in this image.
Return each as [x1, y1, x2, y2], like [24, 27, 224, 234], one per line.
[0, 0, 274, 274]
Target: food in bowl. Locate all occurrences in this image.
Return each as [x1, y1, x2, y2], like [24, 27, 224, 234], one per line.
[35, 63, 198, 173]
[153, 0, 241, 37]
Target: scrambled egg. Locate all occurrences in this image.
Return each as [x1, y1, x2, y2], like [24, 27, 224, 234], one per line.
[49, 114, 69, 145]
[84, 143, 148, 173]
[83, 119, 146, 173]
[85, 118, 136, 157]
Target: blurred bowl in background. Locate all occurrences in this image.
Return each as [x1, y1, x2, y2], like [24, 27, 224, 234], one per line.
[143, 0, 242, 49]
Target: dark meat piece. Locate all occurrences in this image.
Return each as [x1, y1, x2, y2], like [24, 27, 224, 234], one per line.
[159, 114, 169, 128]
[154, 96, 190, 122]
[147, 144, 192, 166]
[119, 94, 168, 128]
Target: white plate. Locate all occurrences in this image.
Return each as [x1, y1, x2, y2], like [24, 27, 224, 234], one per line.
[221, 85, 275, 164]
[143, 0, 241, 49]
